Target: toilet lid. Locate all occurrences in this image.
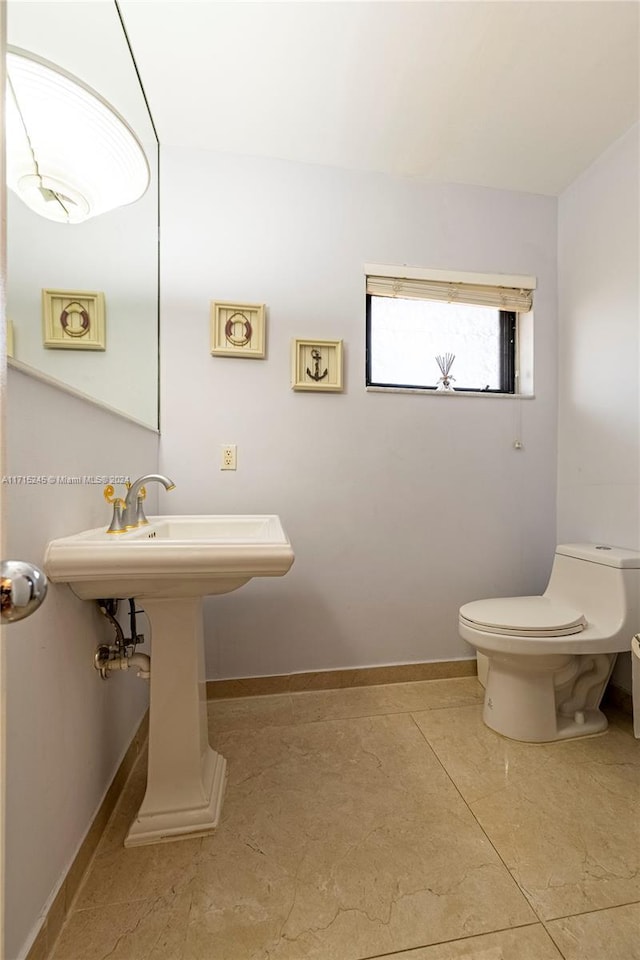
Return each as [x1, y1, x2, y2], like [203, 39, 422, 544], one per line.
[459, 596, 587, 637]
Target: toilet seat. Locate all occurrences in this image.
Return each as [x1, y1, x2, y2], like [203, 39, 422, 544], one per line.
[459, 596, 586, 637]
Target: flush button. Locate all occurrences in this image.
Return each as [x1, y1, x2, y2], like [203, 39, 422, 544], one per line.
[595, 545, 612, 550]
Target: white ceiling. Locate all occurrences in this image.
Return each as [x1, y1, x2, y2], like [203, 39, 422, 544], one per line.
[119, 0, 639, 196]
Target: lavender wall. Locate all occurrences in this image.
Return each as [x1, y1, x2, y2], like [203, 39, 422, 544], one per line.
[558, 124, 640, 692]
[159, 149, 558, 681]
[5, 368, 159, 960]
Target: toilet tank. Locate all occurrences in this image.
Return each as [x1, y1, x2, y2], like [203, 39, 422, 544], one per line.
[545, 543, 640, 634]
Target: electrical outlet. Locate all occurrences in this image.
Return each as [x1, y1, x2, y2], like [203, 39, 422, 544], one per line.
[221, 444, 237, 470]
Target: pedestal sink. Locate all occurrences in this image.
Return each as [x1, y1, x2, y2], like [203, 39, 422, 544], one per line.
[45, 515, 294, 846]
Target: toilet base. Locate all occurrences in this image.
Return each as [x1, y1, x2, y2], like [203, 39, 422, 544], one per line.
[481, 651, 613, 743]
[551, 709, 608, 741]
[484, 697, 608, 742]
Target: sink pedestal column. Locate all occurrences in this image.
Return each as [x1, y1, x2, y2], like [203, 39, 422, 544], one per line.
[125, 597, 227, 847]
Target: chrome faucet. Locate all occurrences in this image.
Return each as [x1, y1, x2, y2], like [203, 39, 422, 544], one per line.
[122, 474, 176, 529]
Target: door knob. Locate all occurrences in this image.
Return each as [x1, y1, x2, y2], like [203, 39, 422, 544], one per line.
[1, 561, 48, 623]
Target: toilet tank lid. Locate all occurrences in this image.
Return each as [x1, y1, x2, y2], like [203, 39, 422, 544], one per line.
[556, 543, 640, 568]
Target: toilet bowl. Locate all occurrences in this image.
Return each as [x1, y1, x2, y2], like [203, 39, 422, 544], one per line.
[459, 543, 640, 742]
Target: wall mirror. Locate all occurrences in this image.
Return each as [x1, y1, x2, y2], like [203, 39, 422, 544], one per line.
[6, 0, 159, 430]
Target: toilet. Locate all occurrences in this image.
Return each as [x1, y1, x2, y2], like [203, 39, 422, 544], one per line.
[459, 543, 640, 743]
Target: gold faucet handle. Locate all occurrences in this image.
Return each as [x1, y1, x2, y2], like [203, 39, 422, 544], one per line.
[104, 484, 117, 504]
[137, 486, 147, 501]
[104, 483, 128, 503]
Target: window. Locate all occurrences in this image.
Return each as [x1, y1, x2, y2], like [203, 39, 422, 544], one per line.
[366, 270, 534, 395]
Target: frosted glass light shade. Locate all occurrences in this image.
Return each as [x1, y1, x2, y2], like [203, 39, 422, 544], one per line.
[6, 49, 150, 224]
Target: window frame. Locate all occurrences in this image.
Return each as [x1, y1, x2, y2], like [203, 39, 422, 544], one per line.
[365, 294, 517, 395]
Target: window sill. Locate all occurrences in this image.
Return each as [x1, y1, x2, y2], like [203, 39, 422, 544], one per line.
[366, 386, 535, 399]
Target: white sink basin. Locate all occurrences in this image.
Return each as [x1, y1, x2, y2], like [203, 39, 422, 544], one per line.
[45, 514, 294, 599]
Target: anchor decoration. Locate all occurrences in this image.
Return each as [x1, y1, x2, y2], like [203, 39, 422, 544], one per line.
[306, 348, 328, 382]
[292, 338, 343, 392]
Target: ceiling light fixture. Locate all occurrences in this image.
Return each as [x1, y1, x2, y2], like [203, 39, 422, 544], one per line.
[5, 48, 150, 225]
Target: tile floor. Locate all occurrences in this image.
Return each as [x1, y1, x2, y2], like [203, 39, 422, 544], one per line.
[50, 678, 639, 960]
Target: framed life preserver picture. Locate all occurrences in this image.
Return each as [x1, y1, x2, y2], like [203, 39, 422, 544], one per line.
[210, 300, 266, 359]
[42, 289, 106, 350]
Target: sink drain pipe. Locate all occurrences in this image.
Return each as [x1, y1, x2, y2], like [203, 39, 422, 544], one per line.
[94, 647, 151, 680]
[94, 598, 151, 681]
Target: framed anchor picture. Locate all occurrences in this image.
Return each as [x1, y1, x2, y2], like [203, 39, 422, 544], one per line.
[210, 300, 266, 358]
[292, 338, 343, 392]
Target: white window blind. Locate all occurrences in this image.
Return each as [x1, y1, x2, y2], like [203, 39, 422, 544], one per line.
[366, 275, 533, 313]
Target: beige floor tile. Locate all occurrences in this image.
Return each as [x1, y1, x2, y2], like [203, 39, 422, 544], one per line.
[379, 923, 563, 959]
[290, 677, 483, 724]
[182, 714, 533, 959]
[414, 704, 640, 920]
[546, 902, 640, 960]
[207, 693, 295, 736]
[55, 678, 640, 960]
[65, 751, 198, 913]
[74, 831, 203, 911]
[50, 894, 193, 960]
[412, 704, 563, 804]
